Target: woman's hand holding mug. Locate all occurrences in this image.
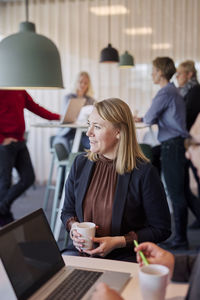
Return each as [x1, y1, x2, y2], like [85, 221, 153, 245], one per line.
[70, 222, 96, 252]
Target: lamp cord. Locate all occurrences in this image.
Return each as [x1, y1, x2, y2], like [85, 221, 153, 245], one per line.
[25, 0, 29, 22]
[108, 0, 111, 43]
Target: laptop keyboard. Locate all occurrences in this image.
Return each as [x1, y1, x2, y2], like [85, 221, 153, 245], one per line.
[45, 269, 103, 300]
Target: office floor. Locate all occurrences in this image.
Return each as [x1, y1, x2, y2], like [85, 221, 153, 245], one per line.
[11, 184, 200, 255]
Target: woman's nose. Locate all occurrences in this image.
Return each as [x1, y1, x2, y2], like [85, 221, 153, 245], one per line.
[86, 126, 93, 137]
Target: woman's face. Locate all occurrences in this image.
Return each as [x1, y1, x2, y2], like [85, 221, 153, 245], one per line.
[176, 66, 189, 87]
[87, 108, 120, 159]
[151, 66, 163, 84]
[77, 75, 89, 95]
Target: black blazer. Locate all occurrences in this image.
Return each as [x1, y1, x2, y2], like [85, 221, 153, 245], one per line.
[61, 153, 171, 260]
[184, 84, 200, 130]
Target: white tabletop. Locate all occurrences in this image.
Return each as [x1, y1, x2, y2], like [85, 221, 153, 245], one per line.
[31, 121, 88, 128]
[63, 255, 188, 300]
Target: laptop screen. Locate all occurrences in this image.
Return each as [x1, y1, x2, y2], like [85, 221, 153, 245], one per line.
[0, 209, 65, 300]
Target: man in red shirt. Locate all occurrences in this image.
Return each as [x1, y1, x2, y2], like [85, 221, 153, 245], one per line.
[0, 90, 60, 226]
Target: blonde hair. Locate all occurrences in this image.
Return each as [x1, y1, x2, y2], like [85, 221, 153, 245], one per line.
[74, 71, 94, 97]
[178, 60, 197, 78]
[86, 98, 148, 174]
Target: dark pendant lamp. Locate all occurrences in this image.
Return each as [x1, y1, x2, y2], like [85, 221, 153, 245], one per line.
[99, 0, 119, 63]
[119, 50, 134, 68]
[0, 0, 63, 89]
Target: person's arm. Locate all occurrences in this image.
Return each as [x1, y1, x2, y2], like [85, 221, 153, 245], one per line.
[0, 133, 5, 144]
[91, 283, 123, 300]
[143, 90, 168, 125]
[24, 91, 60, 120]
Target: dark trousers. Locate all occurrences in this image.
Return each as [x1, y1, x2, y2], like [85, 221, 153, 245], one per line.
[0, 141, 35, 215]
[161, 137, 200, 243]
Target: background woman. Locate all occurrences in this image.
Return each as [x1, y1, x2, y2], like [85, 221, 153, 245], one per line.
[54, 71, 95, 152]
[177, 61, 200, 229]
[61, 98, 171, 262]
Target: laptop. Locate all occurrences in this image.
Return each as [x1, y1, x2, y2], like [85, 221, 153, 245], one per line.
[60, 97, 86, 124]
[0, 209, 131, 300]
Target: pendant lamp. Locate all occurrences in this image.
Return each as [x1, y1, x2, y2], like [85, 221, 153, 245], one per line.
[99, 0, 119, 63]
[119, 50, 134, 68]
[0, 0, 63, 89]
[119, 1, 134, 69]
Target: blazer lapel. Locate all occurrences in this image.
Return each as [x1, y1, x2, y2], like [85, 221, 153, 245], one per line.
[76, 160, 95, 221]
[111, 172, 131, 236]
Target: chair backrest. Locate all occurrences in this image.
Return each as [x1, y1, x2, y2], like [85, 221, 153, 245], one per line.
[139, 143, 153, 162]
[54, 143, 69, 161]
[67, 152, 82, 172]
[50, 135, 56, 149]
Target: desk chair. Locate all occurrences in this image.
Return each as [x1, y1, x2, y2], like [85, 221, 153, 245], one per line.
[43, 136, 56, 210]
[139, 143, 153, 162]
[50, 143, 69, 230]
[53, 152, 82, 242]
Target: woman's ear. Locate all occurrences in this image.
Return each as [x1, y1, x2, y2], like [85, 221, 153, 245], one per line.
[116, 131, 120, 139]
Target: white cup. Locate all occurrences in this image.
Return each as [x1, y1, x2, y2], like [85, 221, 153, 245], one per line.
[139, 264, 169, 300]
[70, 222, 96, 250]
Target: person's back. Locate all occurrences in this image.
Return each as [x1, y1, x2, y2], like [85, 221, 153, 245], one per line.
[185, 84, 200, 130]
[144, 82, 187, 143]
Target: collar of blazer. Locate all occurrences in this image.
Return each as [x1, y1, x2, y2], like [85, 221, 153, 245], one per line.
[76, 158, 132, 236]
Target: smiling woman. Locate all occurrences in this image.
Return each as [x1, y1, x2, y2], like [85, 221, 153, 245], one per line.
[61, 98, 171, 262]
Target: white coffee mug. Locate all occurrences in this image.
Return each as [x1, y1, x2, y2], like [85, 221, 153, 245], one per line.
[70, 222, 96, 250]
[139, 264, 169, 300]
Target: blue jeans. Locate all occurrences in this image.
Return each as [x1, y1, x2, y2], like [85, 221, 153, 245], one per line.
[0, 141, 35, 215]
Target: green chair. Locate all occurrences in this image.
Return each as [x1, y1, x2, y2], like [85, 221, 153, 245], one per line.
[53, 151, 82, 241]
[50, 143, 69, 230]
[139, 143, 153, 162]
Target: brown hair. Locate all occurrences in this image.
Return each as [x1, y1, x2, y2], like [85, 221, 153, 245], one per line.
[153, 57, 176, 81]
[86, 98, 148, 174]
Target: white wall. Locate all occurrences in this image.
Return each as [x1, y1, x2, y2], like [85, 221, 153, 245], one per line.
[0, 0, 200, 183]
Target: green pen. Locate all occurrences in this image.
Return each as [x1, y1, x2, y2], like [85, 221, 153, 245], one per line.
[134, 240, 149, 266]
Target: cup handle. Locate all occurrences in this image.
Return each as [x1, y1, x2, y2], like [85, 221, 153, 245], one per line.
[69, 222, 79, 239]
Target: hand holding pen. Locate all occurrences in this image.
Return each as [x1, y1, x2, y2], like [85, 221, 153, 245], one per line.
[134, 241, 175, 277]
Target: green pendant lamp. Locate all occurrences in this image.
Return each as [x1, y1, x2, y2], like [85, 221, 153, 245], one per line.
[119, 50, 134, 68]
[0, 0, 63, 89]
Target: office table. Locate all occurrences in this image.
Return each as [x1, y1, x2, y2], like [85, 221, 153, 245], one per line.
[32, 122, 88, 153]
[63, 255, 188, 300]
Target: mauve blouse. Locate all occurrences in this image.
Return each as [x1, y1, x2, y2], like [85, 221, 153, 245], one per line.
[83, 155, 117, 237]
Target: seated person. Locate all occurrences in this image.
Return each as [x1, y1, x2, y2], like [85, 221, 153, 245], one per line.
[61, 98, 171, 262]
[53, 71, 95, 152]
[92, 242, 200, 300]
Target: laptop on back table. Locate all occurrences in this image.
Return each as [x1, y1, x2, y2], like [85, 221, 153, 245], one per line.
[0, 209, 130, 300]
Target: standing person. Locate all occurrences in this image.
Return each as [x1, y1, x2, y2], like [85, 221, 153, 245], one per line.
[0, 90, 60, 227]
[61, 98, 171, 262]
[177, 60, 200, 229]
[54, 71, 95, 152]
[135, 57, 200, 250]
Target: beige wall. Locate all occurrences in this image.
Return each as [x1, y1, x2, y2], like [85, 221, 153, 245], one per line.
[0, 0, 200, 182]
